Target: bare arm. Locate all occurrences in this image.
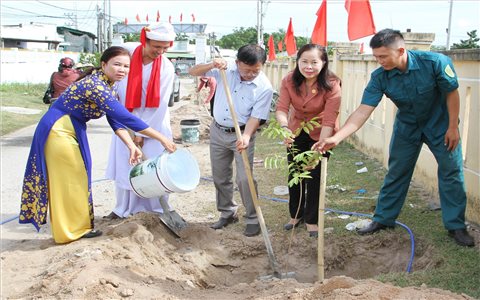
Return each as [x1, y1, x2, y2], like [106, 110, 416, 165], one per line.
[275, 110, 294, 146]
[313, 104, 375, 153]
[115, 128, 143, 165]
[444, 89, 460, 151]
[188, 58, 227, 76]
[275, 110, 289, 127]
[137, 127, 177, 153]
[236, 117, 260, 152]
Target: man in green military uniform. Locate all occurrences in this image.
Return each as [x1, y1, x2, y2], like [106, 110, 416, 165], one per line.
[315, 29, 474, 247]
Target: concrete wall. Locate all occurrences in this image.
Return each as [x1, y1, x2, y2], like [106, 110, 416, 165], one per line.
[263, 48, 480, 225]
[0, 48, 80, 84]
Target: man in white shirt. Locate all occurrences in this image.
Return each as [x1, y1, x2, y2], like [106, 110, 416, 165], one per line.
[189, 44, 273, 236]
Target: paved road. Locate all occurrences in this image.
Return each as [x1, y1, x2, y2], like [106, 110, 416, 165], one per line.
[0, 79, 195, 243]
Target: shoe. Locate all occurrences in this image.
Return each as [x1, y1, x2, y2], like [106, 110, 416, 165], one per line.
[82, 230, 102, 239]
[309, 231, 318, 238]
[210, 214, 239, 230]
[357, 221, 394, 235]
[448, 229, 475, 247]
[103, 212, 120, 220]
[284, 218, 304, 231]
[244, 224, 260, 237]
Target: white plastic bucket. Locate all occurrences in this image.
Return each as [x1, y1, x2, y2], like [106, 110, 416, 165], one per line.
[180, 119, 200, 143]
[129, 149, 200, 199]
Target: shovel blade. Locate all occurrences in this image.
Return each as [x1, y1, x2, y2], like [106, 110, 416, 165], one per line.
[158, 197, 187, 237]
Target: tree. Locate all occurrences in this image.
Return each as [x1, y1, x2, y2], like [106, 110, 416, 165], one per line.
[123, 33, 140, 43]
[217, 27, 258, 49]
[431, 45, 447, 51]
[451, 30, 480, 49]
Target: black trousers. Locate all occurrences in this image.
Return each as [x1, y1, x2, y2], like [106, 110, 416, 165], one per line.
[287, 130, 328, 225]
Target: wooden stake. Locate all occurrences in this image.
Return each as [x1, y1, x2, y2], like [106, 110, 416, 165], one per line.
[318, 156, 328, 282]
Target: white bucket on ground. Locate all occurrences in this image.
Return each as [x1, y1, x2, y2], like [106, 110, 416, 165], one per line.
[180, 119, 200, 143]
[129, 149, 200, 199]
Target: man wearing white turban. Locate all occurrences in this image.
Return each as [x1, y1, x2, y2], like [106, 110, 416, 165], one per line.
[105, 22, 177, 219]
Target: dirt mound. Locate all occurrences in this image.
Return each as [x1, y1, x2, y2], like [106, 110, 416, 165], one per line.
[2, 213, 471, 299]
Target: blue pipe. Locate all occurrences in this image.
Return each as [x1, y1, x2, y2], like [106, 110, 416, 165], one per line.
[213, 179, 415, 273]
[0, 178, 111, 225]
[0, 215, 18, 225]
[3, 176, 416, 273]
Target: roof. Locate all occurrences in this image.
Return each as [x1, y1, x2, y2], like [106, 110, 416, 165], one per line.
[1, 23, 63, 42]
[57, 26, 96, 39]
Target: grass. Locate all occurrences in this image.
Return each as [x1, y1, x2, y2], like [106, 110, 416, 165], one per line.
[253, 127, 480, 299]
[0, 83, 48, 136]
[3, 85, 479, 297]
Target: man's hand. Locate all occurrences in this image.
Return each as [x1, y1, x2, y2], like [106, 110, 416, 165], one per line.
[133, 136, 144, 148]
[236, 134, 250, 152]
[312, 135, 340, 154]
[212, 58, 227, 70]
[444, 127, 460, 151]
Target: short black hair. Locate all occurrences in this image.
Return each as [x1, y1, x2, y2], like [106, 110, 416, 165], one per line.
[237, 44, 267, 65]
[369, 29, 404, 49]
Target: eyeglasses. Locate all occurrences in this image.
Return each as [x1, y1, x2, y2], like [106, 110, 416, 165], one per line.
[237, 62, 261, 77]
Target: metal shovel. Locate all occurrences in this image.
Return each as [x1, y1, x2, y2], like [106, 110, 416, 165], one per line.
[214, 48, 285, 279]
[158, 195, 187, 238]
[137, 150, 188, 238]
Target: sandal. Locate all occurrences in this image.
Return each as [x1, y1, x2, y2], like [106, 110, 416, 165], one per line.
[82, 230, 103, 238]
[103, 212, 120, 220]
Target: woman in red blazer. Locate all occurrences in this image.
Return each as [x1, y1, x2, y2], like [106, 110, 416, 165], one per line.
[276, 44, 341, 237]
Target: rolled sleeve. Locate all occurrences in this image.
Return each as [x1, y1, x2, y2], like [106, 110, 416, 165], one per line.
[434, 55, 459, 93]
[251, 87, 273, 120]
[361, 74, 384, 107]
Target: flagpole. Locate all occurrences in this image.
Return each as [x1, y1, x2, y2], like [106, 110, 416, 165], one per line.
[446, 0, 453, 50]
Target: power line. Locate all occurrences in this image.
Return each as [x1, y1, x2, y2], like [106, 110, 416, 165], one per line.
[34, 0, 93, 12]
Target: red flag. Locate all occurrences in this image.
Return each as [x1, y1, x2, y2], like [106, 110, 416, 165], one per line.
[124, 17, 128, 25]
[157, 10, 160, 22]
[191, 13, 195, 22]
[180, 13, 183, 22]
[169, 15, 172, 23]
[344, 0, 376, 41]
[311, 0, 327, 46]
[146, 14, 149, 22]
[284, 18, 297, 56]
[268, 35, 276, 61]
[277, 41, 283, 52]
[135, 14, 140, 22]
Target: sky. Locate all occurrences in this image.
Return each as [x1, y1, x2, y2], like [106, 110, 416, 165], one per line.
[1, 0, 479, 47]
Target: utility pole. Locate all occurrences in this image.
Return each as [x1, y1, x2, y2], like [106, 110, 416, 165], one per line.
[64, 13, 78, 29]
[97, 4, 104, 52]
[446, 0, 453, 50]
[257, 0, 266, 47]
[108, 0, 113, 47]
[103, 0, 108, 50]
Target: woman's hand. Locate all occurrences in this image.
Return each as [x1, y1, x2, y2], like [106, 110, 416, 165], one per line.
[161, 138, 177, 153]
[282, 127, 294, 148]
[129, 145, 143, 165]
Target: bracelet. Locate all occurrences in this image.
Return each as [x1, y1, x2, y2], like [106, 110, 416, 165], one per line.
[281, 125, 288, 128]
